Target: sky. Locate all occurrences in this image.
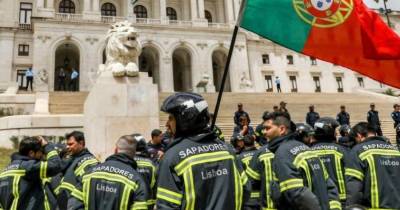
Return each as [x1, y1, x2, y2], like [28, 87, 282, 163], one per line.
[364, 0, 400, 11]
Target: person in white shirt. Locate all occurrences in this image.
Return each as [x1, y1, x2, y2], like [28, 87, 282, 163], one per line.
[69, 69, 79, 91]
[25, 67, 34, 91]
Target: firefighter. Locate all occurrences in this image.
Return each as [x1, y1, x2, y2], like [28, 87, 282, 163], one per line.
[0, 136, 62, 210]
[294, 123, 315, 146]
[238, 136, 260, 210]
[255, 111, 269, 146]
[55, 131, 99, 210]
[346, 122, 400, 209]
[156, 92, 250, 210]
[78, 135, 148, 210]
[312, 117, 348, 207]
[132, 134, 158, 210]
[263, 112, 341, 210]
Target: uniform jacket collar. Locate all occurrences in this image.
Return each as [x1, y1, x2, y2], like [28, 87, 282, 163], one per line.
[106, 153, 137, 169]
[268, 133, 295, 153]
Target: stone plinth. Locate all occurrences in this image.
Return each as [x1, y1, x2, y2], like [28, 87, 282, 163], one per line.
[84, 72, 159, 160]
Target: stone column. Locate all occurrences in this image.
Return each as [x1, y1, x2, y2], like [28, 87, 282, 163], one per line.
[92, 0, 100, 12]
[46, 0, 54, 9]
[83, 0, 91, 12]
[37, 0, 45, 8]
[0, 32, 15, 85]
[224, 0, 235, 23]
[190, 0, 198, 20]
[160, 56, 174, 92]
[197, 0, 205, 19]
[160, 0, 167, 20]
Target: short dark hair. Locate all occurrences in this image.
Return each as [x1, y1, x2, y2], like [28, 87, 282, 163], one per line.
[264, 112, 291, 130]
[340, 105, 346, 109]
[151, 129, 162, 138]
[351, 122, 376, 138]
[66, 131, 85, 143]
[19, 137, 42, 156]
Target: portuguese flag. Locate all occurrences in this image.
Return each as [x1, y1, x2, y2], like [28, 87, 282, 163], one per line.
[240, 0, 400, 88]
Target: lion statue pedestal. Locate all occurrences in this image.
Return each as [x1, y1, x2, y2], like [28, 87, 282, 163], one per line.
[84, 21, 159, 159]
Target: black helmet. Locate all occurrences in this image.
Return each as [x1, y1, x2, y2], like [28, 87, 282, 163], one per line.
[314, 117, 339, 142]
[295, 123, 315, 140]
[131, 133, 150, 157]
[262, 111, 270, 121]
[339, 124, 351, 137]
[161, 92, 210, 137]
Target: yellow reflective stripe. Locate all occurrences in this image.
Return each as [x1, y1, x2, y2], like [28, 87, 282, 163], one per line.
[250, 192, 260, 198]
[333, 156, 346, 200]
[10, 175, 22, 210]
[241, 156, 252, 168]
[46, 150, 58, 159]
[137, 160, 156, 188]
[241, 171, 248, 185]
[345, 168, 364, 180]
[359, 149, 400, 161]
[293, 151, 319, 168]
[366, 156, 379, 208]
[74, 159, 99, 177]
[0, 170, 25, 178]
[83, 172, 138, 191]
[313, 150, 343, 159]
[156, 187, 182, 205]
[120, 184, 132, 210]
[183, 169, 195, 210]
[58, 182, 83, 200]
[146, 199, 156, 205]
[44, 190, 51, 210]
[40, 161, 48, 178]
[280, 178, 304, 192]
[246, 166, 261, 180]
[233, 162, 243, 210]
[262, 208, 277, 210]
[83, 176, 91, 210]
[329, 200, 342, 210]
[261, 154, 274, 209]
[300, 161, 313, 191]
[174, 151, 232, 175]
[131, 201, 148, 210]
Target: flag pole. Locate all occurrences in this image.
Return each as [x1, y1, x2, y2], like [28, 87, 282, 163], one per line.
[211, 0, 246, 130]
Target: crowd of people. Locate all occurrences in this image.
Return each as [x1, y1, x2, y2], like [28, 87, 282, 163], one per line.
[1, 92, 400, 210]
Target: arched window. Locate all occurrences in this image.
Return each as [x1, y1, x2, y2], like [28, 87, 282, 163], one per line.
[205, 10, 212, 23]
[101, 3, 116, 16]
[134, 5, 147, 18]
[166, 7, 177, 20]
[59, 0, 75, 14]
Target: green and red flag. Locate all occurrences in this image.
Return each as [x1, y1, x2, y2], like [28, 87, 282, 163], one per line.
[240, 0, 400, 88]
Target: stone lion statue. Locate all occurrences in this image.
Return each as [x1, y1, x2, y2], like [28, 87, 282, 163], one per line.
[102, 21, 142, 77]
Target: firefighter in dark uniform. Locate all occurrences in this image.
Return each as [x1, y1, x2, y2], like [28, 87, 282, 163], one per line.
[255, 111, 269, 146]
[132, 134, 158, 210]
[264, 112, 341, 210]
[312, 117, 348, 207]
[78, 135, 148, 210]
[55, 131, 99, 210]
[238, 136, 260, 210]
[306, 105, 320, 127]
[246, 134, 276, 210]
[294, 123, 315, 146]
[367, 103, 382, 136]
[0, 136, 62, 210]
[156, 92, 250, 210]
[338, 125, 355, 149]
[392, 104, 400, 146]
[346, 122, 400, 209]
[336, 105, 350, 126]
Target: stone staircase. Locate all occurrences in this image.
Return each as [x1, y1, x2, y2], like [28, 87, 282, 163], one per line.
[49, 92, 89, 114]
[48, 92, 398, 142]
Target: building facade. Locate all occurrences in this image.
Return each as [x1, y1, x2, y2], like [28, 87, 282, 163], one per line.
[0, 0, 399, 93]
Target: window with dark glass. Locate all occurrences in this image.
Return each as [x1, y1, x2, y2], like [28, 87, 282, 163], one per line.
[20, 3, 32, 24]
[101, 3, 117, 16]
[310, 57, 317, 65]
[357, 77, 365, 88]
[336, 77, 344, 92]
[262, 54, 270, 64]
[205, 10, 212, 23]
[265, 75, 273, 92]
[59, 0, 75, 13]
[134, 5, 148, 18]
[166, 7, 177, 20]
[287, 55, 294, 65]
[290, 76, 297, 92]
[313, 76, 321, 92]
[18, 44, 29, 56]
